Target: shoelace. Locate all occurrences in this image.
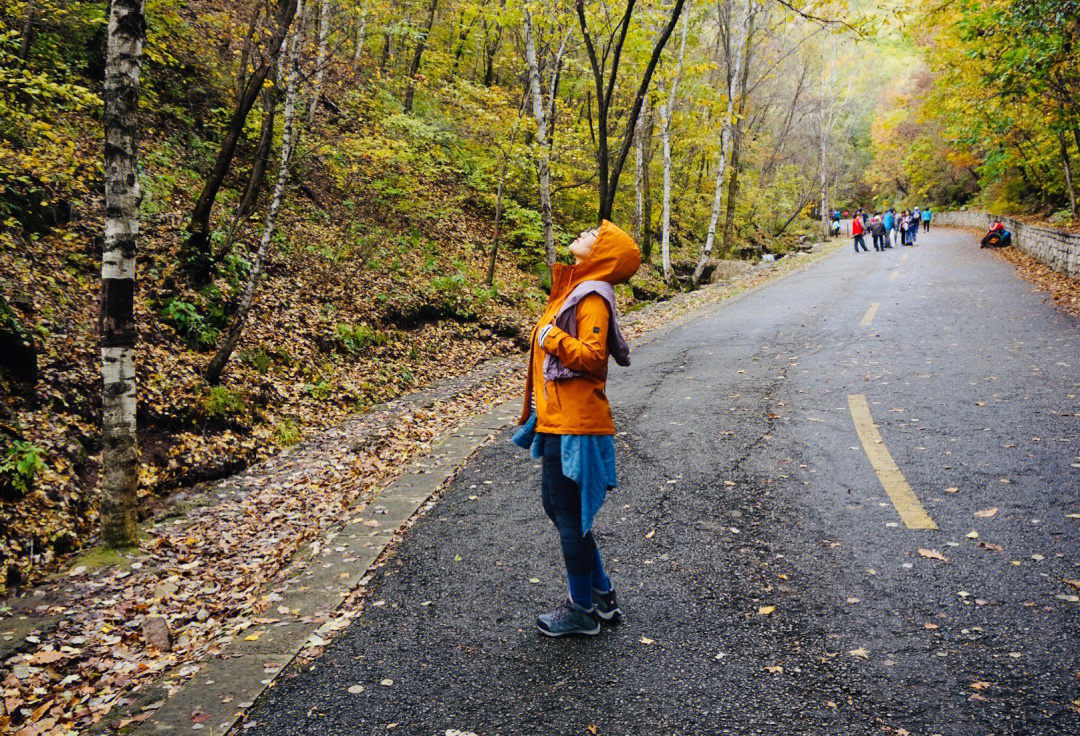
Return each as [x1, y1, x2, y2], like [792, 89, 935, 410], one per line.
[551, 600, 577, 621]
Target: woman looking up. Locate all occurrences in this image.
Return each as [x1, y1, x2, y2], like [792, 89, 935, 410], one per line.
[513, 220, 642, 637]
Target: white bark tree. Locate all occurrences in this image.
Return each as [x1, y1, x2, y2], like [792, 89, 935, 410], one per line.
[657, 2, 689, 280]
[100, 0, 145, 547]
[693, 0, 750, 283]
[523, 10, 570, 267]
[206, 0, 305, 384]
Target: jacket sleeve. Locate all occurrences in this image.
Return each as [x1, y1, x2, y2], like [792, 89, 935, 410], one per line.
[540, 293, 609, 375]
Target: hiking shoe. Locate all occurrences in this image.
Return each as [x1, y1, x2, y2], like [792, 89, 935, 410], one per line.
[592, 586, 621, 622]
[536, 599, 600, 637]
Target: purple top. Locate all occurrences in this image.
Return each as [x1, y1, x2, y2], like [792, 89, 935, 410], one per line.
[542, 280, 630, 381]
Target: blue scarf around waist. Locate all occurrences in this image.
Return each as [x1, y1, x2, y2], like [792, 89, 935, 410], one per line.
[512, 413, 616, 535]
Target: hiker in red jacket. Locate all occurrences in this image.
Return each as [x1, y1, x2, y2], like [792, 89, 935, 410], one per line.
[851, 209, 868, 253]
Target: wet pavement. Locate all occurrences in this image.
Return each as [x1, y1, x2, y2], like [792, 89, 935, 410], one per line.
[245, 229, 1080, 735]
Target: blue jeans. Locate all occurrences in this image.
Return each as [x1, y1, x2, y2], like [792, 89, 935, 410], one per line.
[538, 433, 596, 578]
[853, 234, 867, 252]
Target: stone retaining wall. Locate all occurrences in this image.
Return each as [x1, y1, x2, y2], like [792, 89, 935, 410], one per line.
[935, 210, 1080, 279]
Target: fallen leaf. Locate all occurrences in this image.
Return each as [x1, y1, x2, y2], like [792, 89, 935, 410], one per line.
[848, 648, 869, 659]
[1064, 579, 1080, 592]
[639, 637, 655, 645]
[846, 597, 860, 604]
[28, 650, 65, 665]
[644, 530, 655, 539]
[380, 679, 394, 687]
[945, 487, 959, 493]
[924, 622, 939, 630]
[918, 548, 948, 562]
[978, 541, 1004, 551]
[764, 665, 783, 674]
[758, 605, 776, 616]
[348, 685, 364, 694]
[966, 530, 979, 539]
[971, 681, 991, 690]
[974, 507, 998, 518]
[244, 633, 261, 641]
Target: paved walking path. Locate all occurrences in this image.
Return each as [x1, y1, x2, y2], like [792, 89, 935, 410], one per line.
[246, 229, 1080, 736]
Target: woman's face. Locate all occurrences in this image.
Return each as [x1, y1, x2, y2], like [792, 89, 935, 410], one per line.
[569, 226, 599, 263]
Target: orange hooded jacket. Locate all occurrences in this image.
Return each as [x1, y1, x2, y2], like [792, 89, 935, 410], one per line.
[520, 220, 642, 435]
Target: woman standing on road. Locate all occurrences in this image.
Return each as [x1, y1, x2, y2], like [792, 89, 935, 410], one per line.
[513, 220, 641, 637]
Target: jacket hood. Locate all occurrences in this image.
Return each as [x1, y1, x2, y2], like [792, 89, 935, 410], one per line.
[571, 220, 641, 287]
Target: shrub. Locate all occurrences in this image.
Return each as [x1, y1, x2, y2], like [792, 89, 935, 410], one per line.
[202, 386, 245, 418]
[335, 323, 387, 353]
[160, 298, 220, 349]
[239, 348, 272, 374]
[305, 380, 331, 400]
[0, 440, 47, 497]
[273, 418, 301, 446]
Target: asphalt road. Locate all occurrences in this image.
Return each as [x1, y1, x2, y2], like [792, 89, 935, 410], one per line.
[246, 228, 1080, 735]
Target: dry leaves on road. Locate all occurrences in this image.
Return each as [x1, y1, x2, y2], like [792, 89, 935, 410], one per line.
[918, 548, 948, 562]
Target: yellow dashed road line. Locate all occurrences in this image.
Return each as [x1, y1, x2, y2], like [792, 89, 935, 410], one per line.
[847, 394, 938, 530]
[859, 303, 879, 326]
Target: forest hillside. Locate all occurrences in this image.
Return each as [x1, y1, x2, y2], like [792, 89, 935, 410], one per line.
[1, 0, 1078, 591]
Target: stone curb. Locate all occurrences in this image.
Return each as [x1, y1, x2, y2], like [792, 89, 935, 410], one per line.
[132, 401, 518, 735]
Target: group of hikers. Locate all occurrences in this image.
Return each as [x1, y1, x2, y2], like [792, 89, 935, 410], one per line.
[834, 207, 932, 253]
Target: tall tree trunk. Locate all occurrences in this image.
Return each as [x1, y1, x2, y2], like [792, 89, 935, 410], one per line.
[206, 0, 304, 385]
[481, 3, 506, 88]
[238, 85, 280, 220]
[658, 4, 688, 279]
[18, 0, 35, 60]
[660, 100, 674, 279]
[721, 24, 752, 254]
[404, 0, 439, 112]
[577, 0, 687, 223]
[819, 67, 829, 242]
[1059, 129, 1078, 219]
[215, 83, 280, 264]
[307, 0, 331, 124]
[523, 10, 565, 267]
[693, 0, 747, 283]
[641, 116, 654, 263]
[634, 95, 647, 245]
[100, 0, 145, 548]
[184, 0, 297, 283]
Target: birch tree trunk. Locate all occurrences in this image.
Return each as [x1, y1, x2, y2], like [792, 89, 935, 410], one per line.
[523, 9, 556, 267]
[693, 0, 745, 284]
[100, 0, 145, 547]
[206, 0, 304, 385]
[307, 0, 331, 125]
[658, 3, 689, 280]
